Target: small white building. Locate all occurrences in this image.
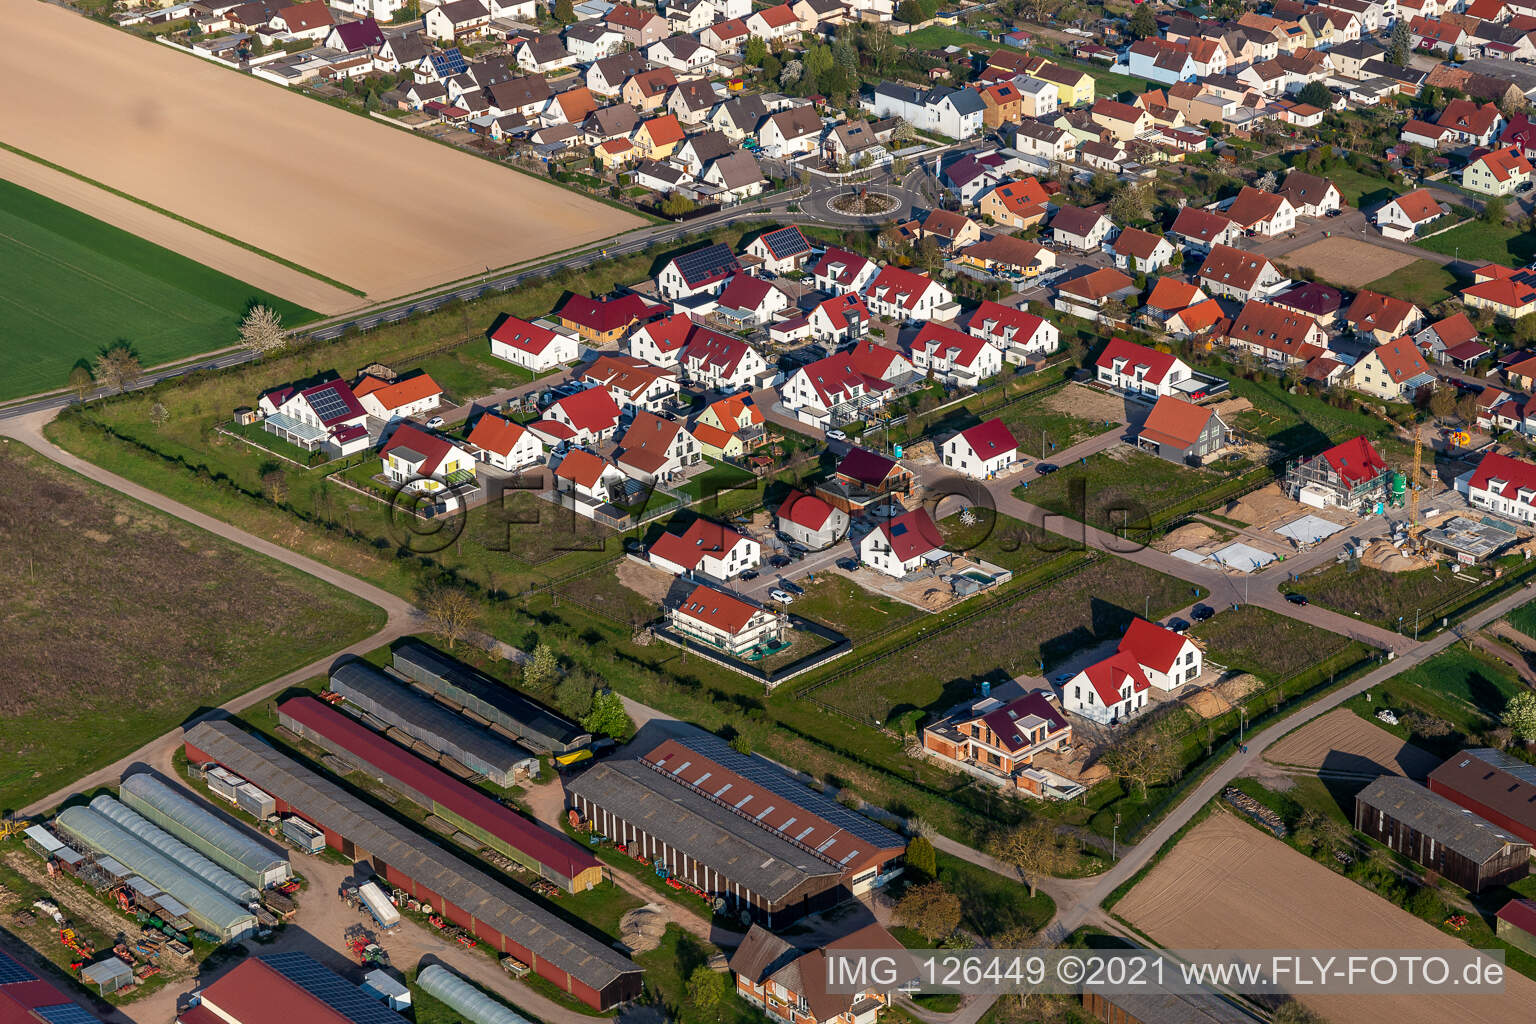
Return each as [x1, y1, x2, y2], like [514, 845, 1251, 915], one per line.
[966, 301, 1059, 361]
[858, 507, 947, 579]
[776, 488, 849, 550]
[909, 323, 1003, 388]
[1460, 451, 1536, 525]
[1094, 337, 1194, 399]
[648, 517, 762, 579]
[379, 423, 477, 503]
[941, 419, 1018, 479]
[489, 316, 579, 371]
[353, 373, 442, 423]
[1061, 651, 1149, 726]
[465, 413, 544, 471]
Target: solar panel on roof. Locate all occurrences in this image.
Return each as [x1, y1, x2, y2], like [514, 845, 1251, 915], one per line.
[306, 386, 354, 424]
[0, 949, 34, 985]
[431, 48, 469, 77]
[672, 243, 738, 286]
[35, 1004, 102, 1024]
[262, 953, 404, 1024]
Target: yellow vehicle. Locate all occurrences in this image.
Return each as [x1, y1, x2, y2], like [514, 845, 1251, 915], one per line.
[554, 749, 593, 769]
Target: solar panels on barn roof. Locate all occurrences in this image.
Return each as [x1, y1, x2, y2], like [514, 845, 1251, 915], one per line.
[671, 243, 739, 287]
[0, 950, 32, 985]
[34, 1006, 102, 1024]
[261, 953, 404, 1024]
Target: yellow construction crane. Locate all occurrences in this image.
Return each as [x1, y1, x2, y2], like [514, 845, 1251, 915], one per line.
[1410, 428, 1422, 531]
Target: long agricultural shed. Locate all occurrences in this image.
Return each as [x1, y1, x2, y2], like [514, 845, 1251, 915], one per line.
[277, 696, 603, 893]
[391, 641, 591, 754]
[183, 719, 641, 1010]
[120, 772, 290, 890]
[88, 794, 257, 904]
[329, 661, 536, 787]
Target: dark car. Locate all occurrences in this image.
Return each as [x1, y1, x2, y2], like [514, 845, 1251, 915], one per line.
[1036, 463, 1059, 475]
[1190, 604, 1214, 622]
[1286, 593, 1309, 606]
[836, 557, 860, 571]
[740, 570, 759, 580]
[778, 578, 805, 596]
[768, 554, 791, 568]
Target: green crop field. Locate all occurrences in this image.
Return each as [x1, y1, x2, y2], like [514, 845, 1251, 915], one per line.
[0, 177, 316, 401]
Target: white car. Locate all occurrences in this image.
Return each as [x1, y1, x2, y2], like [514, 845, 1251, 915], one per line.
[426, 416, 446, 429]
[769, 589, 795, 604]
[827, 429, 848, 441]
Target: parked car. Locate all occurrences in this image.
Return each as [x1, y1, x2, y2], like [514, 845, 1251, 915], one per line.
[828, 429, 848, 441]
[425, 416, 446, 429]
[1285, 593, 1309, 606]
[740, 570, 759, 580]
[768, 554, 791, 568]
[836, 557, 860, 571]
[1035, 463, 1059, 475]
[770, 589, 795, 604]
[778, 578, 804, 595]
[1190, 604, 1214, 621]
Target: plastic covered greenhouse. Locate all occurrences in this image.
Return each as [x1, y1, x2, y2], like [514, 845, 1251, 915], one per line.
[120, 772, 291, 889]
[417, 965, 537, 1024]
[89, 795, 256, 904]
[54, 805, 257, 940]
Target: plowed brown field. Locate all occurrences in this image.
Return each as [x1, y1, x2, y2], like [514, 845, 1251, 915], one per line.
[1266, 708, 1441, 779]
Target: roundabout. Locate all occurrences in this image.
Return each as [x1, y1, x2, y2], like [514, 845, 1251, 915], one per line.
[826, 188, 901, 217]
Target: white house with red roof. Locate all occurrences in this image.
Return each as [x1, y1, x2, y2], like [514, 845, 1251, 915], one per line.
[353, 372, 443, 423]
[910, 323, 1002, 387]
[680, 328, 772, 390]
[811, 247, 877, 295]
[1062, 650, 1150, 725]
[1094, 337, 1194, 398]
[379, 423, 477, 506]
[257, 377, 372, 457]
[942, 418, 1018, 479]
[490, 316, 579, 371]
[808, 294, 871, 345]
[713, 274, 792, 327]
[745, 2, 798, 42]
[1283, 435, 1391, 511]
[626, 312, 696, 367]
[779, 348, 902, 428]
[648, 517, 762, 578]
[858, 507, 948, 578]
[1136, 396, 1229, 465]
[1119, 617, 1203, 690]
[1459, 451, 1536, 525]
[466, 412, 544, 471]
[614, 410, 699, 482]
[553, 448, 626, 505]
[1374, 189, 1448, 240]
[546, 387, 624, 443]
[579, 354, 680, 414]
[669, 583, 783, 656]
[776, 488, 850, 550]
[657, 242, 740, 300]
[863, 266, 956, 322]
[965, 301, 1059, 361]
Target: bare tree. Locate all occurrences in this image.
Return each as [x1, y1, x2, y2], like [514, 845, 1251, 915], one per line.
[419, 581, 480, 650]
[988, 819, 1070, 898]
[1098, 718, 1182, 798]
[894, 881, 962, 942]
[240, 304, 288, 354]
[261, 467, 288, 503]
[67, 364, 94, 404]
[149, 401, 170, 430]
[93, 343, 142, 394]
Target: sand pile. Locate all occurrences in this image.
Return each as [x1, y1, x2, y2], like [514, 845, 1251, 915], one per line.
[1158, 522, 1221, 553]
[1360, 540, 1427, 573]
[619, 906, 667, 954]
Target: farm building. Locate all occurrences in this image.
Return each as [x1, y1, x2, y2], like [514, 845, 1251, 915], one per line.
[88, 794, 257, 904]
[731, 921, 911, 1024]
[182, 720, 642, 1009]
[328, 661, 537, 787]
[119, 772, 290, 890]
[178, 952, 407, 1024]
[1427, 747, 1536, 849]
[391, 641, 590, 754]
[1496, 899, 1536, 958]
[566, 731, 905, 927]
[277, 696, 603, 893]
[54, 805, 257, 941]
[0, 946, 113, 1023]
[417, 964, 529, 1024]
[1354, 775, 1531, 892]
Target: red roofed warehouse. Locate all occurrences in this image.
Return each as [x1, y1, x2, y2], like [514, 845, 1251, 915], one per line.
[178, 954, 395, 1024]
[1284, 435, 1392, 512]
[667, 583, 784, 657]
[566, 733, 907, 927]
[1428, 746, 1536, 850]
[277, 696, 603, 891]
[183, 721, 642, 1009]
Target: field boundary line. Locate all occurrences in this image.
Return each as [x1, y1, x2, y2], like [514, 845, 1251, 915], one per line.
[0, 140, 366, 298]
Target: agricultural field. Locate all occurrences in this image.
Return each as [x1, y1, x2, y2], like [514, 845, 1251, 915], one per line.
[1265, 708, 1441, 779]
[0, 176, 316, 400]
[0, 440, 383, 812]
[802, 555, 1197, 722]
[6, 2, 642, 301]
[1503, 594, 1536, 638]
[1116, 813, 1536, 1023]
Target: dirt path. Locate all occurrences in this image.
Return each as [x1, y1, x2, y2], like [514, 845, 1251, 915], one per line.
[4, 2, 641, 301]
[1472, 631, 1536, 687]
[0, 147, 363, 315]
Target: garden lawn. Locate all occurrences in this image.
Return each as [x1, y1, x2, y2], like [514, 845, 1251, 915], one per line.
[788, 574, 922, 643]
[1416, 218, 1536, 267]
[0, 176, 316, 400]
[1503, 595, 1536, 638]
[1366, 259, 1460, 307]
[1343, 646, 1521, 758]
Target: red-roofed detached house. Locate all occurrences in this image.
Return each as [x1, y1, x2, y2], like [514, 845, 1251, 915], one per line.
[775, 488, 850, 550]
[648, 517, 762, 577]
[1461, 451, 1536, 525]
[1094, 337, 1194, 398]
[466, 412, 544, 471]
[1283, 435, 1391, 511]
[1136, 396, 1230, 465]
[1119, 616, 1203, 689]
[920, 692, 1075, 796]
[1063, 650, 1149, 725]
[669, 583, 783, 656]
[490, 315, 579, 371]
[858, 507, 947, 578]
[380, 423, 477, 506]
[942, 418, 1019, 478]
